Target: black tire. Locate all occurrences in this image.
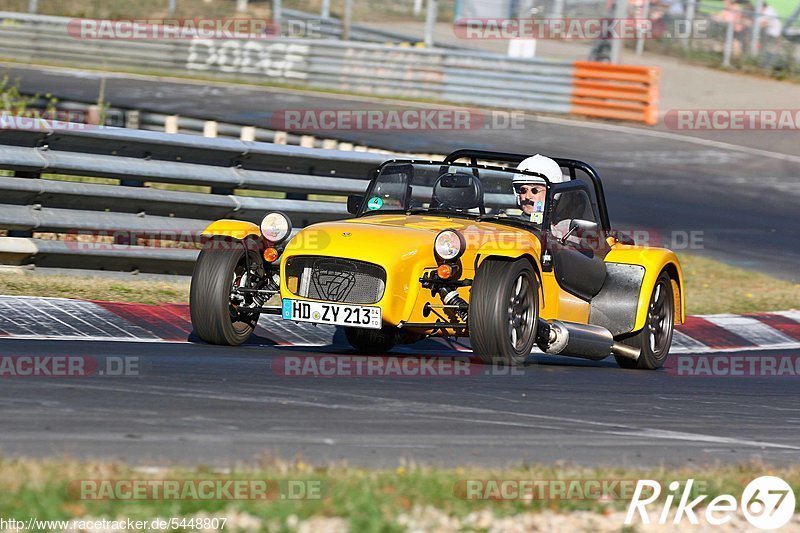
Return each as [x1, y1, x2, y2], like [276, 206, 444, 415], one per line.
[469, 259, 539, 365]
[345, 327, 396, 354]
[190, 238, 258, 346]
[615, 272, 675, 370]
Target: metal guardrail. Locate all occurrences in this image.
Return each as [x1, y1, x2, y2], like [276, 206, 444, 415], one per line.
[0, 12, 660, 124]
[0, 126, 386, 274]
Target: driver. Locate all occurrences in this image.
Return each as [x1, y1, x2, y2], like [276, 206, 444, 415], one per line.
[512, 154, 566, 224]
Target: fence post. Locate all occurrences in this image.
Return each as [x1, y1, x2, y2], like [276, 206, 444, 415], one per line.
[609, 0, 629, 63]
[722, 19, 735, 66]
[321, 0, 331, 19]
[750, 0, 764, 55]
[683, 0, 697, 49]
[273, 0, 282, 32]
[342, 0, 353, 40]
[635, 0, 651, 55]
[424, 0, 438, 47]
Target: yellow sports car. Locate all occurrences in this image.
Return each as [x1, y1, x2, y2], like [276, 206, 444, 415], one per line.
[190, 150, 684, 369]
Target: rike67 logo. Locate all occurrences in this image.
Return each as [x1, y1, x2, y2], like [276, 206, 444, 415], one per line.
[625, 476, 796, 530]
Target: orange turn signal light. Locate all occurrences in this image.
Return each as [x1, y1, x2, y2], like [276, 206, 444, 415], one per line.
[263, 247, 279, 263]
[437, 264, 453, 279]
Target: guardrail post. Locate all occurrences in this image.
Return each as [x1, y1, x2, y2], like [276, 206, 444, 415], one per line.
[274, 131, 288, 144]
[27, 0, 38, 13]
[321, 0, 331, 18]
[240, 126, 256, 141]
[203, 121, 218, 138]
[165, 115, 179, 134]
[125, 110, 140, 129]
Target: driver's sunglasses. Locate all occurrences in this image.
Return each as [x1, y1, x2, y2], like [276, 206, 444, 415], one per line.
[515, 185, 544, 195]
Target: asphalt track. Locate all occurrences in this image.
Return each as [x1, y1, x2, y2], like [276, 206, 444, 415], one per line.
[3, 64, 799, 281]
[1, 337, 799, 468]
[1, 64, 799, 469]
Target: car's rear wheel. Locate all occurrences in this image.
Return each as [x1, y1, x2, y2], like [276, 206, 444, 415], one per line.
[615, 272, 674, 369]
[190, 237, 260, 345]
[345, 327, 396, 354]
[470, 259, 539, 365]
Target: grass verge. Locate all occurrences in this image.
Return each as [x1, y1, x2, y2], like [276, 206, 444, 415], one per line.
[0, 270, 189, 305]
[1, 253, 798, 315]
[0, 458, 797, 531]
[680, 254, 800, 315]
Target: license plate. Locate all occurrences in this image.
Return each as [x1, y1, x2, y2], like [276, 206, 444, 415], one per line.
[282, 299, 382, 329]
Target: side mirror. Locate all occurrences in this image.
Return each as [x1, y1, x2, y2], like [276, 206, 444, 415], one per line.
[560, 218, 599, 244]
[347, 194, 363, 215]
[569, 218, 599, 233]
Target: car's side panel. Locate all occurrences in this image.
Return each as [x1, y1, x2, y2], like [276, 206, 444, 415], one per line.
[604, 244, 685, 331]
[588, 263, 646, 336]
[201, 219, 261, 241]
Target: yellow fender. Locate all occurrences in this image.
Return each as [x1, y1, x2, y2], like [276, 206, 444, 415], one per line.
[605, 245, 685, 331]
[201, 219, 262, 241]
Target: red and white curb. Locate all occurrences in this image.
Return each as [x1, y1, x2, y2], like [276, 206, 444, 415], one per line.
[0, 295, 798, 355]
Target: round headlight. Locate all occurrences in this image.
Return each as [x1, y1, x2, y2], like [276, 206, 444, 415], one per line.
[434, 230, 465, 261]
[260, 212, 292, 243]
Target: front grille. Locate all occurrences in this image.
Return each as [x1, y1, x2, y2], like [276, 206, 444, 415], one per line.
[285, 256, 386, 304]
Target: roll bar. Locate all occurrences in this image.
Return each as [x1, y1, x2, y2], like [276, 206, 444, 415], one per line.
[443, 149, 611, 232]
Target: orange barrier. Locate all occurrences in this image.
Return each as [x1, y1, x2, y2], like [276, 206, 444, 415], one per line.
[571, 62, 660, 126]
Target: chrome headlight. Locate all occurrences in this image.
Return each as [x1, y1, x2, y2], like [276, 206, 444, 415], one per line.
[260, 212, 292, 243]
[434, 229, 465, 261]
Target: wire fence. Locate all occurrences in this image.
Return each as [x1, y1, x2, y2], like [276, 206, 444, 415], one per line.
[8, 0, 799, 77]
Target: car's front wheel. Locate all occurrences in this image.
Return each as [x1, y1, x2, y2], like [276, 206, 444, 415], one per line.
[469, 259, 539, 365]
[615, 271, 675, 369]
[190, 237, 260, 345]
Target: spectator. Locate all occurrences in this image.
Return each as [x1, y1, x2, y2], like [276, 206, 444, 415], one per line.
[761, 1, 783, 39]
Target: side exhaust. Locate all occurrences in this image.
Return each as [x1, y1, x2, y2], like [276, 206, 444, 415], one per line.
[536, 320, 640, 362]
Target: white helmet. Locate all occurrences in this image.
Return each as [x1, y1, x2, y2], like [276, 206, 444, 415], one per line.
[512, 154, 565, 209]
[513, 154, 565, 186]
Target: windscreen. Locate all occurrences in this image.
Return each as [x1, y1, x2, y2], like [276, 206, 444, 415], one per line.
[360, 162, 549, 225]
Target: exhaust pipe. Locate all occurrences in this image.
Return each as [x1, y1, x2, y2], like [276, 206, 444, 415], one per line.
[537, 320, 640, 362]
